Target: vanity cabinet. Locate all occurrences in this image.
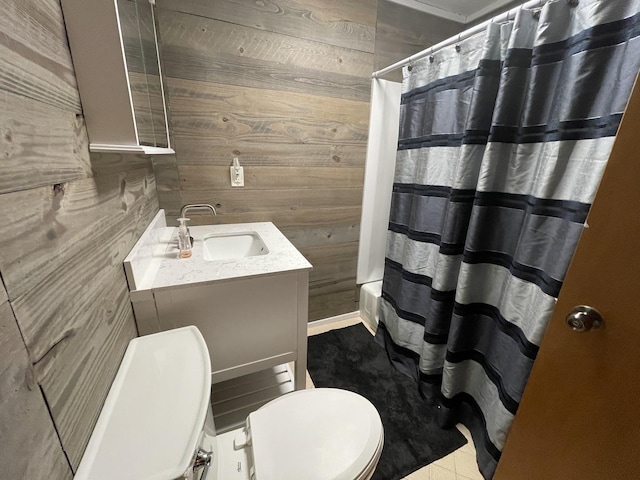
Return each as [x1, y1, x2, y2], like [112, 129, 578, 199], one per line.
[60, 0, 173, 153]
[124, 211, 313, 399]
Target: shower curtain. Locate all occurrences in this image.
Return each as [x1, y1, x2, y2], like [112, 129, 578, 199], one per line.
[377, 1, 640, 478]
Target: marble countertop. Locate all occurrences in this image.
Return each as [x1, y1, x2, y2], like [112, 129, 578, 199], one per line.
[132, 221, 312, 292]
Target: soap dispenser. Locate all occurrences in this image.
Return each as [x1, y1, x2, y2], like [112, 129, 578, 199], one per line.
[177, 217, 192, 258]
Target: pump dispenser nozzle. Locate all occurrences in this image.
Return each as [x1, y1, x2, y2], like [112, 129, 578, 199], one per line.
[177, 217, 192, 258]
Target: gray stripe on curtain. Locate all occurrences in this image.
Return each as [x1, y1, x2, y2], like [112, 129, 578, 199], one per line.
[446, 310, 539, 404]
[386, 233, 461, 291]
[378, 1, 640, 478]
[478, 138, 616, 202]
[389, 194, 450, 234]
[441, 360, 515, 449]
[465, 208, 585, 284]
[455, 263, 557, 345]
[525, 41, 640, 124]
[382, 267, 453, 335]
[380, 299, 435, 355]
[395, 145, 490, 188]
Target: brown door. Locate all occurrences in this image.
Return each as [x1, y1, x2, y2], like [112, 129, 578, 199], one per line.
[494, 78, 640, 480]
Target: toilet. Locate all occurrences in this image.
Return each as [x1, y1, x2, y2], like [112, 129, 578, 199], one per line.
[75, 326, 384, 480]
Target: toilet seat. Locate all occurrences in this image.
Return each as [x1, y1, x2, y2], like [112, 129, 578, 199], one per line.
[245, 388, 384, 480]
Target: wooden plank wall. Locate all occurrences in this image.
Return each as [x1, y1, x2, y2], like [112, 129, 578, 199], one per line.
[0, 0, 159, 476]
[0, 286, 72, 479]
[374, 0, 464, 83]
[154, 0, 463, 320]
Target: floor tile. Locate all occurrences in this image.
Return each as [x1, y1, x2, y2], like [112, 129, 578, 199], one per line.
[403, 465, 432, 480]
[430, 464, 457, 480]
[455, 424, 476, 454]
[432, 451, 456, 472]
[454, 450, 483, 480]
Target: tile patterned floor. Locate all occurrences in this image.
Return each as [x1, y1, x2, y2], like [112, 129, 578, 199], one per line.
[306, 315, 484, 480]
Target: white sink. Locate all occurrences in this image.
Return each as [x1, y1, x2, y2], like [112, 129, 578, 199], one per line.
[202, 232, 269, 262]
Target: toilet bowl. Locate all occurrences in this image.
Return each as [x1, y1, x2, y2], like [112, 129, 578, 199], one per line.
[75, 326, 384, 480]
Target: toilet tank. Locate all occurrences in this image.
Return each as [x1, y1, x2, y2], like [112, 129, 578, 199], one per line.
[75, 326, 214, 480]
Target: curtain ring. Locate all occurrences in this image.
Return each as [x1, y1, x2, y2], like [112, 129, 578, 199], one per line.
[455, 34, 461, 52]
[407, 61, 413, 72]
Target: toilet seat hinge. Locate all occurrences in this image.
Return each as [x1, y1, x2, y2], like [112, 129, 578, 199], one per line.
[193, 448, 213, 480]
[234, 426, 252, 450]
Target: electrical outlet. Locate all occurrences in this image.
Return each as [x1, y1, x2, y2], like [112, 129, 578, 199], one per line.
[230, 165, 244, 187]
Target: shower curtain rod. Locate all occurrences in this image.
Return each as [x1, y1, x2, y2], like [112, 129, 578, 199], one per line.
[372, 0, 547, 78]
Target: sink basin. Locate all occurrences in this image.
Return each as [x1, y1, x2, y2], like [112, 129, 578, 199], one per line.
[202, 232, 269, 261]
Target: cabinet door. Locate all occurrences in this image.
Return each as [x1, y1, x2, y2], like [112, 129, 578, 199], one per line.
[118, 0, 169, 148]
[61, 0, 172, 152]
[154, 272, 300, 381]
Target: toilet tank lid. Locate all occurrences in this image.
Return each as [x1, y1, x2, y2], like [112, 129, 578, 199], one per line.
[75, 326, 211, 480]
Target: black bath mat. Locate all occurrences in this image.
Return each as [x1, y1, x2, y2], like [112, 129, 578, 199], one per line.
[307, 323, 467, 480]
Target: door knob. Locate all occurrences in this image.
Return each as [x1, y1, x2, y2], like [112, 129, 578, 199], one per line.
[565, 305, 604, 332]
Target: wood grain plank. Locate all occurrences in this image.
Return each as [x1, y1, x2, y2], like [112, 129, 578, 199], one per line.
[172, 136, 366, 168]
[298, 241, 360, 320]
[0, 300, 73, 480]
[0, 0, 82, 111]
[309, 289, 358, 321]
[294, 0, 377, 27]
[0, 161, 156, 301]
[179, 165, 364, 190]
[0, 89, 91, 195]
[163, 49, 372, 102]
[153, 159, 181, 192]
[0, 277, 7, 304]
[33, 267, 138, 469]
[11, 192, 156, 362]
[166, 77, 369, 145]
[179, 187, 362, 215]
[157, 9, 373, 102]
[280, 222, 360, 250]
[157, 190, 183, 220]
[158, 9, 373, 78]
[172, 113, 367, 145]
[89, 151, 161, 176]
[373, 0, 463, 82]
[301, 242, 359, 288]
[2, 166, 156, 351]
[165, 205, 360, 236]
[166, 77, 370, 126]
[157, 0, 376, 53]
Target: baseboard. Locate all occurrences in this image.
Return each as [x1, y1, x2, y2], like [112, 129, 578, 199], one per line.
[308, 311, 360, 329]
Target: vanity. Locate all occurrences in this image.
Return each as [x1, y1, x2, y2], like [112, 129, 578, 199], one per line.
[124, 210, 312, 429]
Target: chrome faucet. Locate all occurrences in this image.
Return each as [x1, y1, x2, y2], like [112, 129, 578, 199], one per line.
[178, 204, 217, 245]
[179, 203, 217, 220]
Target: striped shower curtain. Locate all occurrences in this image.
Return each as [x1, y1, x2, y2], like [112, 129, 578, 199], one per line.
[377, 1, 640, 478]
